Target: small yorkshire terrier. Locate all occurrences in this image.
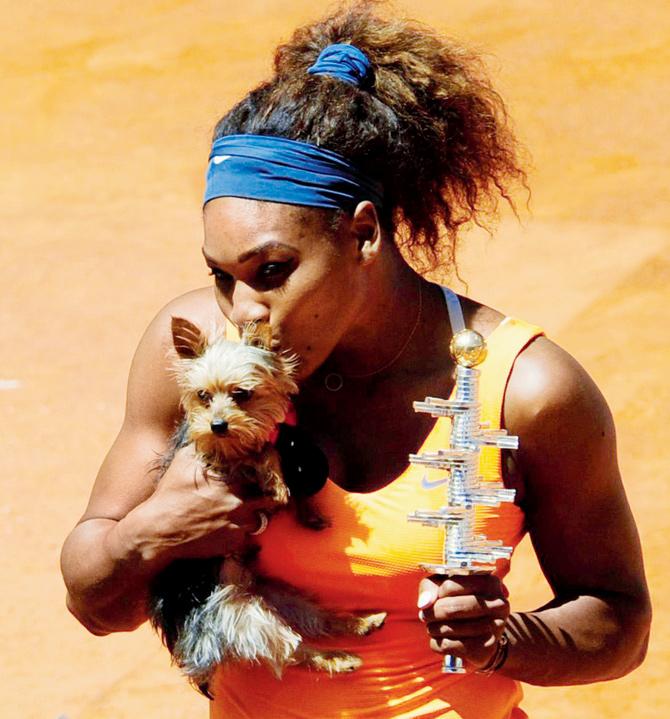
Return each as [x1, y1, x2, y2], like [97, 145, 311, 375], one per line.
[149, 317, 386, 697]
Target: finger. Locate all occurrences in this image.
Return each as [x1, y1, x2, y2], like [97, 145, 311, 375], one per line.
[425, 616, 506, 639]
[435, 574, 506, 600]
[420, 595, 509, 623]
[417, 575, 442, 609]
[174, 443, 198, 460]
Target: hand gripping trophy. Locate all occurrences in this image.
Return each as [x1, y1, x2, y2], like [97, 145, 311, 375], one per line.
[408, 329, 518, 673]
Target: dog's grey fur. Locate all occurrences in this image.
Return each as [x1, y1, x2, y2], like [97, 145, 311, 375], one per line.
[148, 318, 386, 698]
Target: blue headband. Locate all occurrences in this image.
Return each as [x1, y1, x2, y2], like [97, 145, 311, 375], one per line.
[307, 43, 374, 90]
[204, 134, 384, 212]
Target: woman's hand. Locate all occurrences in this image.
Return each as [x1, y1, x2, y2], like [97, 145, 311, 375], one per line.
[417, 574, 510, 670]
[130, 444, 277, 563]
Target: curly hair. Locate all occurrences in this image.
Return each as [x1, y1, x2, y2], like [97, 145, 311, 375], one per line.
[213, 1, 527, 272]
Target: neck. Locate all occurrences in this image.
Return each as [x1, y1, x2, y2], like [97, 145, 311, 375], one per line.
[317, 253, 451, 383]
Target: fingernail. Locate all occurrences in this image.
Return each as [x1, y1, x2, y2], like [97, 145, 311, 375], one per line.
[417, 590, 433, 609]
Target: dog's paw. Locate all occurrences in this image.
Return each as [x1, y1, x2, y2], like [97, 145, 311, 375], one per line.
[319, 651, 363, 674]
[293, 646, 363, 673]
[355, 611, 387, 635]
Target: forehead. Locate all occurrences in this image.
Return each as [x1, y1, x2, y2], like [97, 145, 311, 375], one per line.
[203, 197, 331, 262]
[185, 342, 273, 389]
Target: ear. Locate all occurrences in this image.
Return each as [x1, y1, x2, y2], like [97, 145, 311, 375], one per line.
[350, 201, 382, 266]
[241, 320, 273, 350]
[171, 316, 207, 358]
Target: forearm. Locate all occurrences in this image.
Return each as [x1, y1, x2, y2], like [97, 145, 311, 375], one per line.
[499, 593, 651, 686]
[61, 504, 173, 635]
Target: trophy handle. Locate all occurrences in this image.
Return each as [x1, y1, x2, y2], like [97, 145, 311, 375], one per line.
[431, 569, 490, 674]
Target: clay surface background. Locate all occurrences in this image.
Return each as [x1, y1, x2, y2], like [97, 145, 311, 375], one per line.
[2, 1, 668, 717]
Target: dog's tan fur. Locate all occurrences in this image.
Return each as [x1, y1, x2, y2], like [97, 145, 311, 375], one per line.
[148, 318, 386, 697]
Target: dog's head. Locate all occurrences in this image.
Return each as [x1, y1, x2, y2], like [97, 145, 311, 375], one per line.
[171, 317, 298, 460]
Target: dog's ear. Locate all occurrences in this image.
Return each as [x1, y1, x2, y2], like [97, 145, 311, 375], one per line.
[171, 316, 207, 358]
[241, 321, 273, 350]
[274, 352, 300, 396]
[277, 352, 300, 381]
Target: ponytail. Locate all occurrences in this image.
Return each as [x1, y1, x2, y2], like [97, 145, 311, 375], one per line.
[213, 2, 527, 271]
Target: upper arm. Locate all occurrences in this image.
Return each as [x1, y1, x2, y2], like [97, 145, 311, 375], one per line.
[78, 288, 219, 524]
[504, 337, 649, 607]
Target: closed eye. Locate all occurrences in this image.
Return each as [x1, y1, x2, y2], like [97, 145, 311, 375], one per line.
[209, 267, 233, 288]
[255, 261, 293, 290]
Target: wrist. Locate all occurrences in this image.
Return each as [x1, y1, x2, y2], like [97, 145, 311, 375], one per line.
[475, 631, 510, 676]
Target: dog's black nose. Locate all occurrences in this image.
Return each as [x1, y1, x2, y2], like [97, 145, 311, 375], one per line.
[211, 420, 229, 436]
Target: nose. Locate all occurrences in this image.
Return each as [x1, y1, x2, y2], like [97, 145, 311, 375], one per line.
[228, 283, 270, 329]
[211, 419, 229, 436]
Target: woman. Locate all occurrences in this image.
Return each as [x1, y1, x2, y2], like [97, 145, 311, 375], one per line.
[60, 5, 650, 718]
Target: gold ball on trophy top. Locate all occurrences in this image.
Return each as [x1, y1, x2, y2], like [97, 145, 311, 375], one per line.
[450, 329, 488, 367]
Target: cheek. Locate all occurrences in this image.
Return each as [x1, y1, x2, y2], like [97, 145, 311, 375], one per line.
[280, 278, 357, 371]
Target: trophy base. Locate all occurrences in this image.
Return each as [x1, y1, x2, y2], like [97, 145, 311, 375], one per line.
[443, 655, 467, 674]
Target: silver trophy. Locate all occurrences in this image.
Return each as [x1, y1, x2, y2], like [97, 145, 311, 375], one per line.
[408, 329, 518, 673]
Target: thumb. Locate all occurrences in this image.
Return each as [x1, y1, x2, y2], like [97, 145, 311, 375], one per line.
[417, 576, 441, 609]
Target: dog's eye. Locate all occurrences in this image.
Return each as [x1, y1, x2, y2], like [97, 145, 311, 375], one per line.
[197, 390, 212, 403]
[231, 388, 253, 403]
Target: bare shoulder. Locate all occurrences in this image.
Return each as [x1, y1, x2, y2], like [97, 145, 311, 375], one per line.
[501, 332, 619, 516]
[77, 287, 223, 522]
[457, 293, 611, 446]
[503, 335, 613, 448]
[456, 294, 616, 498]
[124, 286, 224, 429]
[141, 285, 224, 349]
[157, 285, 224, 327]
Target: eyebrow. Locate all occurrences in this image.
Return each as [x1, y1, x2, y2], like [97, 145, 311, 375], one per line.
[202, 241, 298, 266]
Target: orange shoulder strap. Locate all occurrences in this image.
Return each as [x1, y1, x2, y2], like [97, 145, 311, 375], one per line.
[479, 317, 545, 430]
[478, 318, 544, 482]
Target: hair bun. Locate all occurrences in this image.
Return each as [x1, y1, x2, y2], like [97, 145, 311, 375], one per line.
[307, 43, 374, 90]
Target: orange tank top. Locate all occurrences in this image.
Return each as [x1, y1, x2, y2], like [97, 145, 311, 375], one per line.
[211, 312, 544, 719]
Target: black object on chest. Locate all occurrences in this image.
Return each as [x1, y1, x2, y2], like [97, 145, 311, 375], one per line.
[275, 424, 329, 498]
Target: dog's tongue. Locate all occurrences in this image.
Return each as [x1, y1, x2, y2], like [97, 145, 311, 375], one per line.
[268, 403, 297, 445]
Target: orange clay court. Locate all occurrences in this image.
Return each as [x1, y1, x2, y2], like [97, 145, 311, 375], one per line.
[1, 2, 668, 717]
